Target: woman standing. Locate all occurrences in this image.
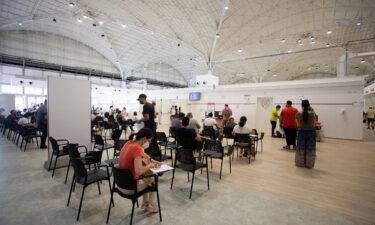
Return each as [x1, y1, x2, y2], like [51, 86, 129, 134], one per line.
[295, 100, 317, 168]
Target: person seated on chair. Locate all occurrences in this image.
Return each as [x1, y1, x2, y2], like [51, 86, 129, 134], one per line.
[176, 117, 204, 149]
[171, 112, 185, 128]
[204, 112, 220, 130]
[18, 112, 35, 127]
[225, 117, 236, 130]
[176, 117, 204, 159]
[232, 116, 251, 157]
[250, 129, 258, 136]
[118, 128, 162, 213]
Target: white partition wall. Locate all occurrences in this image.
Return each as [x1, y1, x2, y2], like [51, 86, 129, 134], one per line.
[48, 77, 91, 154]
[0, 94, 15, 114]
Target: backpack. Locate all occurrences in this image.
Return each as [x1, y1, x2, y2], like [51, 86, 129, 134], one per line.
[275, 131, 283, 138]
[224, 110, 230, 118]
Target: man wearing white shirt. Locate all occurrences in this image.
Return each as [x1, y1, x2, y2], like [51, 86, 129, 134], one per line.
[204, 112, 219, 130]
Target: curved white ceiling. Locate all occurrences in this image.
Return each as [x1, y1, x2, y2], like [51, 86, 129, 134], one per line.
[0, 0, 374, 85]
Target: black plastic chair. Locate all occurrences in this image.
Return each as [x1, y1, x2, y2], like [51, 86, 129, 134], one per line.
[110, 129, 128, 158]
[258, 132, 265, 153]
[106, 167, 162, 225]
[168, 126, 177, 143]
[156, 132, 178, 162]
[64, 144, 103, 184]
[233, 133, 253, 164]
[203, 140, 232, 179]
[67, 158, 111, 221]
[223, 126, 235, 146]
[144, 142, 172, 165]
[170, 147, 209, 199]
[202, 126, 216, 140]
[93, 134, 114, 160]
[20, 126, 41, 151]
[48, 137, 70, 177]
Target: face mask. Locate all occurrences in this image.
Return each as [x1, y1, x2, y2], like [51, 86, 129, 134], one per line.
[139, 100, 144, 104]
[142, 141, 150, 149]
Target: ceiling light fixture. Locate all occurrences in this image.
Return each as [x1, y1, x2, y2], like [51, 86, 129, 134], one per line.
[356, 22, 361, 26]
[273, 74, 277, 77]
[98, 21, 103, 25]
[121, 24, 127, 28]
[237, 49, 243, 53]
[69, 2, 75, 7]
[281, 38, 286, 43]
[287, 50, 292, 53]
[77, 18, 82, 23]
[83, 15, 88, 19]
[151, 31, 154, 35]
[224, 6, 229, 10]
[326, 30, 332, 34]
[311, 40, 316, 44]
[18, 22, 22, 26]
[326, 43, 330, 47]
[52, 18, 57, 22]
[297, 39, 303, 46]
[361, 59, 365, 63]
[215, 33, 221, 38]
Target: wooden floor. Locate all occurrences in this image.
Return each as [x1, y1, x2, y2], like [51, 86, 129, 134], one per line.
[215, 136, 375, 224]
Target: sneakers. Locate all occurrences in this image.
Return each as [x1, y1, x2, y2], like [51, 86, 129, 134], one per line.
[146, 204, 159, 213]
[141, 202, 158, 213]
[141, 202, 148, 210]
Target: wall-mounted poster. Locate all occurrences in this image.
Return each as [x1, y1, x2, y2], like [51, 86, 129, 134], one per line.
[244, 94, 251, 103]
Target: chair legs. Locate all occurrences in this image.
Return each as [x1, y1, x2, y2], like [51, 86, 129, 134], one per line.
[156, 189, 162, 222]
[52, 155, 58, 178]
[97, 181, 101, 195]
[65, 159, 71, 184]
[48, 153, 54, 171]
[67, 175, 75, 206]
[206, 157, 210, 190]
[189, 171, 195, 199]
[170, 166, 176, 189]
[130, 199, 136, 225]
[106, 190, 114, 224]
[76, 185, 86, 221]
[229, 156, 232, 174]
[219, 158, 223, 179]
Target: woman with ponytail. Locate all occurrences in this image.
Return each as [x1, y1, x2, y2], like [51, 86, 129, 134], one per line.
[232, 116, 250, 135]
[118, 128, 162, 213]
[295, 100, 317, 168]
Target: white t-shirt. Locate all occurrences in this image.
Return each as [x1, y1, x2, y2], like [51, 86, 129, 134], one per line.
[18, 117, 30, 126]
[233, 124, 250, 134]
[204, 117, 217, 130]
[188, 118, 200, 134]
[367, 109, 375, 119]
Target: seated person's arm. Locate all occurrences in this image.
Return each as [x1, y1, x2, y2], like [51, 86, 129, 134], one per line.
[134, 156, 158, 176]
[196, 123, 201, 129]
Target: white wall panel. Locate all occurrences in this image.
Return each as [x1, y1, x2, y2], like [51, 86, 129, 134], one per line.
[48, 77, 91, 154]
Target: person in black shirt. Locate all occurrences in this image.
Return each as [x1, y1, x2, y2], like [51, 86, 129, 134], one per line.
[136, 94, 156, 143]
[175, 117, 204, 150]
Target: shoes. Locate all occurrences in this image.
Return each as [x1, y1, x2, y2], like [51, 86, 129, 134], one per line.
[141, 202, 149, 210]
[146, 204, 159, 213]
[40, 146, 47, 149]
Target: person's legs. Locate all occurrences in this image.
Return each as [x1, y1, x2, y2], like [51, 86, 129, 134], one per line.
[283, 128, 291, 148]
[368, 118, 371, 129]
[291, 128, 297, 148]
[270, 121, 276, 136]
[39, 123, 47, 148]
[222, 119, 227, 127]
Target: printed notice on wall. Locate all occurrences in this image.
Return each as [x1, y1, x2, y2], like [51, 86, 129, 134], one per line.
[244, 94, 251, 103]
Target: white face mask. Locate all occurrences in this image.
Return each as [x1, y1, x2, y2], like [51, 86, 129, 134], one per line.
[142, 141, 150, 149]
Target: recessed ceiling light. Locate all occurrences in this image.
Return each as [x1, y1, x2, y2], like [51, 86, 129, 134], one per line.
[310, 36, 315, 41]
[361, 59, 365, 63]
[311, 40, 316, 44]
[307, 67, 312, 71]
[224, 6, 229, 10]
[77, 18, 82, 23]
[326, 43, 330, 47]
[83, 15, 88, 19]
[273, 74, 277, 77]
[326, 30, 332, 34]
[151, 31, 154, 35]
[237, 49, 243, 53]
[215, 33, 221, 38]
[69, 2, 75, 7]
[281, 38, 286, 43]
[121, 24, 127, 28]
[287, 50, 292, 53]
[98, 21, 103, 25]
[356, 22, 361, 26]
[18, 22, 22, 26]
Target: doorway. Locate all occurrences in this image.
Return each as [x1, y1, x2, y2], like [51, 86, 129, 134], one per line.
[256, 97, 274, 135]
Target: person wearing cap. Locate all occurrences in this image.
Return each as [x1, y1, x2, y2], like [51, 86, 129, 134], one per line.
[37, 100, 48, 149]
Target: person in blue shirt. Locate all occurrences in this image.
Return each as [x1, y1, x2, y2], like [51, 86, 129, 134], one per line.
[6, 110, 18, 124]
[37, 101, 48, 149]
